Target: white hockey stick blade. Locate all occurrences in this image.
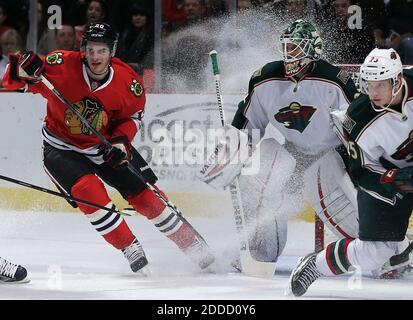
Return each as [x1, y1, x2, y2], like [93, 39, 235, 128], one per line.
[241, 252, 277, 278]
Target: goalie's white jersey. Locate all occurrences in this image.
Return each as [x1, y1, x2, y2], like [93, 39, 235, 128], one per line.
[232, 60, 358, 155]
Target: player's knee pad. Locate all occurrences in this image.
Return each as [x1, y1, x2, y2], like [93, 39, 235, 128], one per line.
[128, 186, 166, 219]
[304, 150, 359, 239]
[71, 174, 111, 214]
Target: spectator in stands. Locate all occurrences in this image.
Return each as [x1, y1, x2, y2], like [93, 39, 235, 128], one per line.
[206, 0, 228, 17]
[116, 3, 154, 75]
[38, 1, 56, 55]
[163, 0, 186, 34]
[163, 34, 213, 92]
[184, 0, 206, 26]
[0, 1, 12, 39]
[237, 0, 254, 12]
[0, 44, 8, 84]
[398, 36, 413, 65]
[285, 0, 308, 21]
[373, 0, 413, 52]
[75, 0, 107, 49]
[384, 20, 413, 65]
[0, 29, 23, 56]
[322, 0, 375, 64]
[55, 24, 77, 51]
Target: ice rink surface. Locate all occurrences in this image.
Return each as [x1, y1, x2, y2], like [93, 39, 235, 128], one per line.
[1, 210, 413, 300]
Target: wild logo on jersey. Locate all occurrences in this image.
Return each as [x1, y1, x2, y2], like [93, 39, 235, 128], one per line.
[65, 98, 108, 135]
[391, 130, 413, 162]
[274, 102, 316, 133]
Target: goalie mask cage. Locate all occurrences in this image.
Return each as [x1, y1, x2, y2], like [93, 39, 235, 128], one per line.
[315, 64, 413, 252]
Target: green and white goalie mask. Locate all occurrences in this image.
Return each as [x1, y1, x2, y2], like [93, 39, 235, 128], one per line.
[359, 48, 403, 112]
[280, 19, 323, 77]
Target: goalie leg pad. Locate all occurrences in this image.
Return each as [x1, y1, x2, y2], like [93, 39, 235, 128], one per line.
[238, 138, 295, 261]
[304, 150, 359, 239]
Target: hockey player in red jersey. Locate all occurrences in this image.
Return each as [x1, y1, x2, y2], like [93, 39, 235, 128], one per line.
[2, 22, 214, 274]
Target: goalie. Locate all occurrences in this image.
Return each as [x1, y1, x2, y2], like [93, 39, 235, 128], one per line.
[199, 19, 358, 267]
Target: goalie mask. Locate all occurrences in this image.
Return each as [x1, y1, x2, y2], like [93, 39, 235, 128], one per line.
[359, 48, 403, 112]
[280, 19, 323, 77]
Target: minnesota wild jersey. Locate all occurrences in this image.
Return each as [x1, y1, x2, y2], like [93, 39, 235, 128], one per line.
[343, 69, 413, 205]
[232, 59, 358, 155]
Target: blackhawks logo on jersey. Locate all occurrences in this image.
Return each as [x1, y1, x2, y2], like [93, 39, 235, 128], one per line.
[45, 52, 64, 65]
[130, 79, 144, 97]
[391, 130, 413, 162]
[274, 102, 316, 133]
[64, 98, 108, 135]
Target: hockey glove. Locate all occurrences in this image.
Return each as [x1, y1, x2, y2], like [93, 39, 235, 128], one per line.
[14, 51, 45, 82]
[380, 167, 413, 194]
[100, 136, 132, 169]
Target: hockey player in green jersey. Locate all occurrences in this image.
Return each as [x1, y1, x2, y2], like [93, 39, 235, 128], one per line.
[199, 19, 359, 271]
[289, 48, 413, 297]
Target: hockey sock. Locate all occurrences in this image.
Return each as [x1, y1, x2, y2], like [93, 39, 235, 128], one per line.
[316, 238, 354, 276]
[128, 186, 195, 249]
[71, 174, 135, 249]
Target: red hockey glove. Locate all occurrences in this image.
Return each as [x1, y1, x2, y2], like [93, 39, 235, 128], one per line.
[100, 136, 132, 169]
[380, 168, 413, 193]
[14, 51, 45, 82]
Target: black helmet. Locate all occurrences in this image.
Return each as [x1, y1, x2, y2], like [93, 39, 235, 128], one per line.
[81, 22, 119, 56]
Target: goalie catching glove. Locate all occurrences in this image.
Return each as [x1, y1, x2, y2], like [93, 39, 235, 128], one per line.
[100, 136, 132, 169]
[380, 167, 413, 194]
[197, 124, 250, 189]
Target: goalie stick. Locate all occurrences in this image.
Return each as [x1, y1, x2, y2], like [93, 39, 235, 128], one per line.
[209, 50, 276, 277]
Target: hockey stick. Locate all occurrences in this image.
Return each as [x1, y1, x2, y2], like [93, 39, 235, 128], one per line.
[0, 173, 131, 216]
[209, 50, 276, 277]
[390, 240, 413, 267]
[39, 75, 211, 250]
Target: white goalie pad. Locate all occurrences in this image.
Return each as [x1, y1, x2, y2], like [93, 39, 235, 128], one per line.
[238, 138, 296, 262]
[304, 150, 359, 239]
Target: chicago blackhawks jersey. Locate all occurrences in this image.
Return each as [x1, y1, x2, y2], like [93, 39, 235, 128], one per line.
[343, 69, 413, 205]
[232, 59, 357, 155]
[2, 50, 145, 164]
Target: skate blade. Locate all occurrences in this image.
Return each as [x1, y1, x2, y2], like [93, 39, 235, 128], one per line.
[134, 266, 151, 277]
[284, 256, 304, 296]
[0, 277, 31, 284]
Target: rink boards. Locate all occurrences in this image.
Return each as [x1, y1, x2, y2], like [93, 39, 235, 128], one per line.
[0, 92, 315, 221]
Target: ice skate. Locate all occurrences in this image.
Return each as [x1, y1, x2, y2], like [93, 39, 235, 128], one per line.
[0, 257, 29, 284]
[122, 239, 150, 276]
[287, 253, 321, 297]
